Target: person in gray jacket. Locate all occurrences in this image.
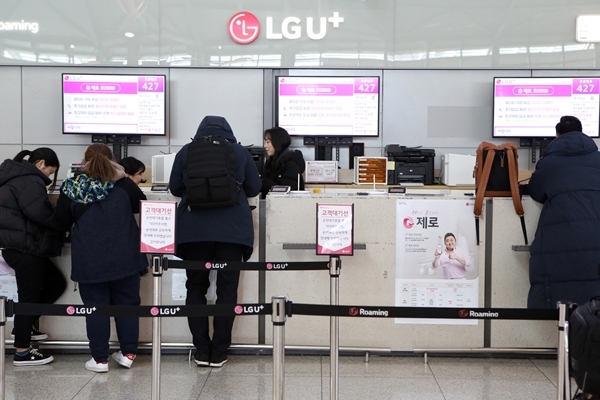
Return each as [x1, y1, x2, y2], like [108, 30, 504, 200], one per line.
[169, 115, 261, 368]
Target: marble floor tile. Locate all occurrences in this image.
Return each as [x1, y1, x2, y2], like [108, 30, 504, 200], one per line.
[322, 355, 433, 378]
[199, 374, 321, 400]
[427, 356, 553, 381]
[322, 376, 445, 400]
[209, 354, 323, 376]
[0, 354, 566, 400]
[435, 377, 556, 400]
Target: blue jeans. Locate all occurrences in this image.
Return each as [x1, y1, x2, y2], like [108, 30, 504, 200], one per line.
[79, 273, 141, 362]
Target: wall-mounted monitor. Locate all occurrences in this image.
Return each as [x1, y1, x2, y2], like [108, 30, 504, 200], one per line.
[493, 77, 600, 138]
[276, 76, 380, 137]
[62, 74, 167, 136]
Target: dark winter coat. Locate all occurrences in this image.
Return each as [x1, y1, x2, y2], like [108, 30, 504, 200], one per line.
[168, 116, 261, 255]
[54, 174, 147, 284]
[260, 148, 306, 198]
[0, 159, 63, 257]
[527, 131, 600, 309]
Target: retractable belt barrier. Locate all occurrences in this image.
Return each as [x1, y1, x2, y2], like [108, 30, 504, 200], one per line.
[10, 300, 557, 321]
[1, 296, 567, 400]
[164, 258, 330, 271]
[291, 303, 559, 321]
[10, 302, 272, 318]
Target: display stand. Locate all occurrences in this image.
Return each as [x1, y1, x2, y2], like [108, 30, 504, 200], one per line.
[304, 137, 353, 161]
[91, 135, 142, 162]
[0, 296, 5, 400]
[556, 302, 573, 400]
[271, 295, 287, 400]
[329, 256, 341, 400]
[151, 255, 163, 400]
[519, 137, 553, 164]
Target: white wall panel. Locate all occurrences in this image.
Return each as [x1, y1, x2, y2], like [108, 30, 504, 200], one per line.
[0, 67, 22, 144]
[169, 68, 264, 147]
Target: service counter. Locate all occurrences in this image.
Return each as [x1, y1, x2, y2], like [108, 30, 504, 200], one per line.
[7, 191, 261, 348]
[263, 193, 549, 351]
[11, 189, 550, 354]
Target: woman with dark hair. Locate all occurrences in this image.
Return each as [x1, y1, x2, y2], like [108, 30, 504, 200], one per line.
[0, 148, 66, 366]
[118, 156, 146, 185]
[54, 144, 147, 373]
[260, 127, 306, 198]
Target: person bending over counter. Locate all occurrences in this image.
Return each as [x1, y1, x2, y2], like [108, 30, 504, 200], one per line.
[260, 127, 305, 198]
[119, 156, 146, 185]
[54, 144, 147, 373]
[0, 148, 66, 366]
[432, 232, 472, 279]
[525, 116, 600, 309]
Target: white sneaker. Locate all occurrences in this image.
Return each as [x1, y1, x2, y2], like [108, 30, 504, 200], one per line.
[112, 351, 135, 368]
[85, 358, 108, 373]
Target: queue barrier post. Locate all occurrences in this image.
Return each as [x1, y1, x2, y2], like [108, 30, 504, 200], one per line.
[271, 295, 287, 400]
[151, 255, 164, 400]
[329, 256, 341, 400]
[0, 296, 6, 400]
[556, 302, 572, 400]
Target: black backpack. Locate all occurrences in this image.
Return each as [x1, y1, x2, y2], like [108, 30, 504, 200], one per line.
[184, 135, 239, 210]
[570, 296, 600, 395]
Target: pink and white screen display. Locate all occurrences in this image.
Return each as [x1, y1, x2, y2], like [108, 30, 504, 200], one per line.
[493, 77, 600, 138]
[62, 74, 166, 135]
[277, 76, 380, 137]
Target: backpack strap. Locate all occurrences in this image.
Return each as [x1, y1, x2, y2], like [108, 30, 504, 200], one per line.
[473, 142, 496, 244]
[501, 143, 528, 245]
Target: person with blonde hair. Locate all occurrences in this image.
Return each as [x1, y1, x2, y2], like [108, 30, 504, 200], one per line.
[0, 147, 66, 366]
[54, 144, 147, 373]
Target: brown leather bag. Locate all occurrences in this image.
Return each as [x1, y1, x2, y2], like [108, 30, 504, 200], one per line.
[473, 141, 527, 245]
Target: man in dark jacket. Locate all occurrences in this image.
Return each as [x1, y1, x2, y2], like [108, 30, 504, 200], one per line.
[169, 115, 261, 368]
[527, 115, 600, 309]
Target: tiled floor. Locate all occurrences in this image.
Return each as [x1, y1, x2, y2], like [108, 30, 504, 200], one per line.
[2, 353, 567, 399]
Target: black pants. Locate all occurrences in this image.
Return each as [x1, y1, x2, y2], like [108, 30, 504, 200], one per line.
[2, 249, 67, 349]
[179, 242, 244, 359]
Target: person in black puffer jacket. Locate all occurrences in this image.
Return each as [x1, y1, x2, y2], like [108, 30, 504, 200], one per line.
[0, 148, 66, 366]
[260, 126, 306, 198]
[169, 116, 261, 368]
[54, 144, 147, 373]
[527, 116, 600, 309]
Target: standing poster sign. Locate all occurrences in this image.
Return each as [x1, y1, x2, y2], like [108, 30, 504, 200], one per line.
[316, 203, 354, 255]
[140, 201, 177, 254]
[395, 199, 479, 325]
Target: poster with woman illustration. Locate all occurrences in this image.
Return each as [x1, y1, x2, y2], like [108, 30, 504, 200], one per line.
[395, 199, 480, 325]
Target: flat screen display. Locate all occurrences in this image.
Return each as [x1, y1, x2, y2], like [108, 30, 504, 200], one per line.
[62, 74, 166, 135]
[276, 76, 380, 137]
[493, 77, 600, 138]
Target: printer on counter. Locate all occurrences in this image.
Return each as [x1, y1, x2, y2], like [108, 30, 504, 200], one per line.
[385, 145, 435, 185]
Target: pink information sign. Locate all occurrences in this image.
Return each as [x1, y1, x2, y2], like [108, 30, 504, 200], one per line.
[316, 203, 354, 256]
[140, 201, 177, 254]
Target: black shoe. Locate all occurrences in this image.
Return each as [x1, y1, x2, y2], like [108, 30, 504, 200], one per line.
[194, 352, 210, 367]
[209, 354, 228, 368]
[11, 326, 48, 341]
[13, 349, 54, 366]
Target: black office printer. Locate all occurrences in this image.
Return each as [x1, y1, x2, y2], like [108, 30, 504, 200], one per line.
[245, 146, 266, 175]
[385, 145, 435, 185]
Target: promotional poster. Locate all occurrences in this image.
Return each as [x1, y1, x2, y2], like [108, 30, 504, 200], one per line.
[395, 199, 479, 325]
